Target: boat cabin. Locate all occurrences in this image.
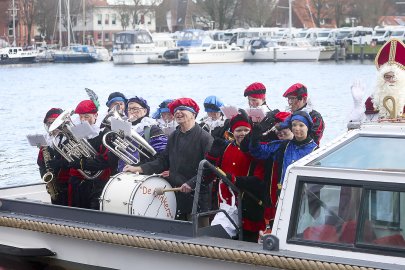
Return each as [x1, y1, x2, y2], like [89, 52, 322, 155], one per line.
[113, 30, 154, 50]
[175, 29, 208, 47]
[272, 122, 405, 267]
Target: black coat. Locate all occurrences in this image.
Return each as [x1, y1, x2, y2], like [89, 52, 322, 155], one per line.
[141, 123, 213, 215]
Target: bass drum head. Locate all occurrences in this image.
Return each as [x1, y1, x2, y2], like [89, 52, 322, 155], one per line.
[131, 175, 177, 220]
[100, 172, 146, 214]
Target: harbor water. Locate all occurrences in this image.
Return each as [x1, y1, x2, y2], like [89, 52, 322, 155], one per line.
[0, 61, 376, 187]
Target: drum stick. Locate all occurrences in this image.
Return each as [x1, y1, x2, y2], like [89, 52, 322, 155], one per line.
[154, 187, 182, 196]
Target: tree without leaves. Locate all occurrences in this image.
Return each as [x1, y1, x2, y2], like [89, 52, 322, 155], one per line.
[129, 0, 143, 29]
[114, 1, 131, 30]
[114, 0, 160, 30]
[19, 0, 36, 45]
[350, 0, 389, 27]
[332, 0, 345, 27]
[34, 0, 58, 43]
[194, 0, 240, 29]
[293, 0, 332, 27]
[239, 0, 277, 27]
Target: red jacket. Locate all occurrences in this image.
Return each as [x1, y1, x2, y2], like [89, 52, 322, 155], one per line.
[218, 143, 265, 233]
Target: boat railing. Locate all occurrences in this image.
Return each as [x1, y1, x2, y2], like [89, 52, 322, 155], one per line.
[191, 159, 243, 239]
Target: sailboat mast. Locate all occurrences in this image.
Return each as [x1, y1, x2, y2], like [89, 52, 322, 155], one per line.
[11, 0, 16, 46]
[59, 0, 62, 48]
[82, 0, 85, 44]
[288, 0, 292, 38]
[67, 0, 70, 46]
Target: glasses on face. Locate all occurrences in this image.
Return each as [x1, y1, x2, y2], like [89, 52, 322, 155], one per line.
[384, 74, 395, 81]
[128, 107, 144, 112]
[287, 96, 298, 101]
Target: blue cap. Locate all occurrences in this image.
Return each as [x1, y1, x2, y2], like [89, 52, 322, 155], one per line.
[203, 96, 224, 112]
[290, 111, 312, 129]
[152, 99, 174, 119]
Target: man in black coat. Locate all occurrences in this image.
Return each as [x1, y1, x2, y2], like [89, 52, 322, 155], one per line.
[124, 98, 213, 224]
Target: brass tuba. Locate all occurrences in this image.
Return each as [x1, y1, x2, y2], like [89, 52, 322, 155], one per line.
[49, 110, 103, 180]
[102, 105, 157, 165]
[41, 146, 58, 201]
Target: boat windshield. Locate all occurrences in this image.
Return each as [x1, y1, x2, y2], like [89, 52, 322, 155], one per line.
[290, 179, 405, 251]
[307, 135, 405, 171]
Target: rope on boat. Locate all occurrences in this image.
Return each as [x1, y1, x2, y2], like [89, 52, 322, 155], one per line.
[0, 216, 380, 270]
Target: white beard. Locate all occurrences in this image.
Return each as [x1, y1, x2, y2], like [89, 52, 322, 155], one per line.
[372, 64, 405, 118]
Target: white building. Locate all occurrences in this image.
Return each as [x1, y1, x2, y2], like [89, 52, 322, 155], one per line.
[69, 0, 159, 48]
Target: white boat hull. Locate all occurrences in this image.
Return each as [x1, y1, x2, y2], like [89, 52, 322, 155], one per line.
[319, 49, 336, 60]
[244, 47, 320, 62]
[181, 50, 245, 64]
[113, 47, 168, 64]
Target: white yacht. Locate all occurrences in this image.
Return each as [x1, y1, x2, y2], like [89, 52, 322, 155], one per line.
[285, 39, 335, 60]
[244, 39, 320, 62]
[112, 30, 169, 64]
[147, 33, 176, 64]
[172, 41, 245, 64]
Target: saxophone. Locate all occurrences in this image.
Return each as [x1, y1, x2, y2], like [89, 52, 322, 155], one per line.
[42, 146, 59, 201]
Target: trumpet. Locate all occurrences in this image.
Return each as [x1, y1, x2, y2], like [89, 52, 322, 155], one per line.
[42, 146, 58, 201]
[102, 106, 157, 165]
[101, 104, 127, 128]
[49, 110, 103, 180]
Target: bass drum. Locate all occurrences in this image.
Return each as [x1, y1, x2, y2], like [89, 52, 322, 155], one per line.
[100, 172, 176, 220]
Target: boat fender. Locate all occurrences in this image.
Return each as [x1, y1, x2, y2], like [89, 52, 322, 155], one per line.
[250, 47, 256, 55]
[262, 234, 279, 251]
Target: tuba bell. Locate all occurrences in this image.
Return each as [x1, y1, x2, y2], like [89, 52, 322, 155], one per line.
[49, 110, 103, 180]
[102, 106, 157, 166]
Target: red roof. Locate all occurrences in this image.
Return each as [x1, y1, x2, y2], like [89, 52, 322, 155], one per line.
[379, 16, 405, 26]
